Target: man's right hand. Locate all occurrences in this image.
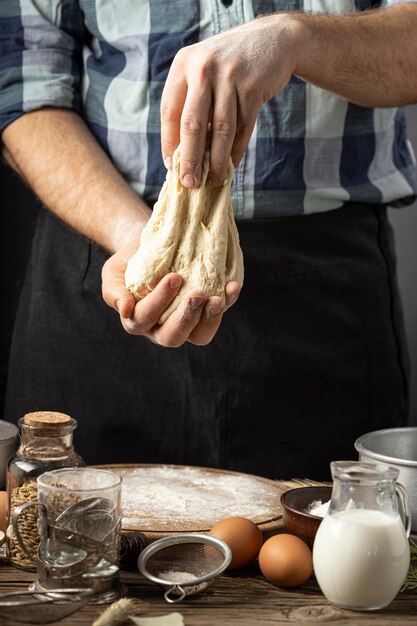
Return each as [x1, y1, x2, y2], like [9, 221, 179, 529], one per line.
[101, 238, 241, 347]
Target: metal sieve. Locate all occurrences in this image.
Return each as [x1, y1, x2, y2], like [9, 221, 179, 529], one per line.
[137, 533, 232, 603]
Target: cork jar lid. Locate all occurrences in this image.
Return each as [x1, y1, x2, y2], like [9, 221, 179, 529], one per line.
[23, 411, 73, 428]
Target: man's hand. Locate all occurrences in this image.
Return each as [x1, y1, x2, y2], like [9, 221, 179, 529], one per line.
[161, 4, 417, 190]
[161, 15, 298, 190]
[102, 238, 241, 347]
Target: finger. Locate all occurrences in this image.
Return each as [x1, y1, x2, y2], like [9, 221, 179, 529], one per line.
[188, 284, 241, 346]
[102, 251, 136, 319]
[230, 98, 258, 167]
[126, 273, 183, 333]
[224, 281, 241, 310]
[187, 295, 225, 345]
[161, 68, 187, 170]
[207, 86, 237, 187]
[152, 290, 207, 347]
[180, 85, 212, 188]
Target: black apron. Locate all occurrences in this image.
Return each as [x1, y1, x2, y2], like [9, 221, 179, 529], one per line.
[4, 203, 409, 480]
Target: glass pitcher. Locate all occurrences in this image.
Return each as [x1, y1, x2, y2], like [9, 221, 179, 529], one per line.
[313, 461, 411, 611]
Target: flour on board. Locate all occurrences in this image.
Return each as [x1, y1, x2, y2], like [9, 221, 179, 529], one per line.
[118, 465, 283, 532]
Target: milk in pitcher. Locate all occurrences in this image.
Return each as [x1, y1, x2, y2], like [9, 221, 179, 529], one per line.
[313, 508, 410, 610]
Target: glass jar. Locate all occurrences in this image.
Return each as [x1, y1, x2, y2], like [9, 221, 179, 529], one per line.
[6, 411, 85, 570]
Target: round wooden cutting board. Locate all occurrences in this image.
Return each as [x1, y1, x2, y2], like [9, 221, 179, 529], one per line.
[98, 464, 285, 538]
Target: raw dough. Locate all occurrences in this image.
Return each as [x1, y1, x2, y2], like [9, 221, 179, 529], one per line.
[125, 149, 244, 323]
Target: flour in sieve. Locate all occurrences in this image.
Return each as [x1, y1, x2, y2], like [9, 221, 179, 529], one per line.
[119, 466, 282, 530]
[159, 571, 199, 583]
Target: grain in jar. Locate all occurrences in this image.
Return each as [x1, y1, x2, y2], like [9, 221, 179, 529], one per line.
[6, 411, 85, 570]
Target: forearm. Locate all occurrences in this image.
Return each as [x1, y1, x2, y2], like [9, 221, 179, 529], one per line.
[2, 108, 151, 253]
[288, 3, 417, 107]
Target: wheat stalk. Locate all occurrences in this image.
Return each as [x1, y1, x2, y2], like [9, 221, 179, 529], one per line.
[92, 597, 149, 626]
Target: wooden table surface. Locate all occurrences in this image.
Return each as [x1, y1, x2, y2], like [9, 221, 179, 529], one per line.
[1, 477, 415, 625]
[1, 549, 416, 626]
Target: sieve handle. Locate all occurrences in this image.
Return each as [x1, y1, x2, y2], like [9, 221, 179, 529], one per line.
[164, 585, 186, 603]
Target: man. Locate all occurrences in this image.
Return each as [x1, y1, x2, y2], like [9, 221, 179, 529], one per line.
[1, 1, 416, 478]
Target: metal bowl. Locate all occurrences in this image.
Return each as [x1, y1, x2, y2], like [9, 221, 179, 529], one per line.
[0, 420, 19, 490]
[355, 427, 417, 532]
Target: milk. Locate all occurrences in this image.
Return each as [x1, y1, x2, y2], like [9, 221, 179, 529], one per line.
[313, 508, 410, 610]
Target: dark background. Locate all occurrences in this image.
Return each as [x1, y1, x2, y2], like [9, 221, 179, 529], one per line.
[388, 105, 417, 426]
[0, 159, 37, 414]
[1, 105, 417, 424]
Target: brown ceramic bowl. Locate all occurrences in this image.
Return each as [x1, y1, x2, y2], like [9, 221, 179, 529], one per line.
[280, 486, 333, 550]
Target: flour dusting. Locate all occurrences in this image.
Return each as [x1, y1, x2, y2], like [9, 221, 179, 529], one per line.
[118, 466, 282, 531]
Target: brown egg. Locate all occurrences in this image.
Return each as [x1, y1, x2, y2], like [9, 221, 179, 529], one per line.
[0, 491, 8, 534]
[259, 533, 313, 587]
[208, 516, 263, 570]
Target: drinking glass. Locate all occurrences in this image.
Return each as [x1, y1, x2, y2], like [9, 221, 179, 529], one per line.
[12, 467, 123, 604]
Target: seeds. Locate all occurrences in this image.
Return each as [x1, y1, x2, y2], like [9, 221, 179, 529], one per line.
[7, 481, 39, 570]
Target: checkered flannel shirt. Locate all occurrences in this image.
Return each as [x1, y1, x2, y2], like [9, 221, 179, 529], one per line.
[1, 0, 416, 217]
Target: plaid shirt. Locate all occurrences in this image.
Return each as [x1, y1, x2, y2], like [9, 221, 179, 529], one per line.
[1, 0, 416, 218]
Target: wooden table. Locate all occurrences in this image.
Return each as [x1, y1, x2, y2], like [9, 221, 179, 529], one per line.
[1, 552, 416, 626]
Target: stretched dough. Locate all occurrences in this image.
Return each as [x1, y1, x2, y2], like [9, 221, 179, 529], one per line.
[125, 149, 244, 324]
